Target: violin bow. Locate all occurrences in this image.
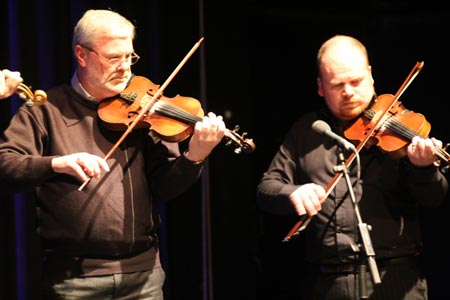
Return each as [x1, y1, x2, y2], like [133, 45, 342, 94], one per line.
[78, 37, 205, 191]
[282, 61, 425, 242]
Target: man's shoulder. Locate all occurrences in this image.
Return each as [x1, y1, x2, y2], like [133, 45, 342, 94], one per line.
[46, 83, 75, 98]
[291, 111, 321, 130]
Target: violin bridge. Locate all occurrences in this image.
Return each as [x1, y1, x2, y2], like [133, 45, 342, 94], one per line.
[119, 92, 138, 102]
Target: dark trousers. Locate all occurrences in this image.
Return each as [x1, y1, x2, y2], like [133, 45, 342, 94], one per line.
[301, 257, 428, 300]
[41, 268, 165, 300]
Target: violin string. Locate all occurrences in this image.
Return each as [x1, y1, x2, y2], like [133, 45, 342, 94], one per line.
[154, 101, 202, 124]
[383, 117, 416, 140]
[366, 109, 449, 162]
[386, 117, 449, 161]
[153, 100, 245, 148]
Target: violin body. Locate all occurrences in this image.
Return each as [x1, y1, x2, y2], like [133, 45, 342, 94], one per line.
[98, 76, 204, 142]
[345, 94, 431, 159]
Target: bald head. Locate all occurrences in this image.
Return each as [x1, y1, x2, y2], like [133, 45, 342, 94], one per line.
[317, 35, 370, 77]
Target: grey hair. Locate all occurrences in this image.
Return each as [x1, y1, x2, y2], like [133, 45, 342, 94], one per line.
[72, 9, 136, 50]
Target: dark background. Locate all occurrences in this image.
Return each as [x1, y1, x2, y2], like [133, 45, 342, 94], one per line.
[1, 1, 450, 300]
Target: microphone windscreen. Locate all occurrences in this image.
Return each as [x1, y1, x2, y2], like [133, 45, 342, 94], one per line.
[312, 120, 331, 134]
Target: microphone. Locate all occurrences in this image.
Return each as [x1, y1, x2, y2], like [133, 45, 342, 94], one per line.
[312, 120, 356, 151]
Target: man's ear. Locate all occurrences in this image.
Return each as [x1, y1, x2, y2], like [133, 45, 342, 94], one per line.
[74, 45, 88, 67]
[317, 77, 324, 97]
[368, 65, 374, 85]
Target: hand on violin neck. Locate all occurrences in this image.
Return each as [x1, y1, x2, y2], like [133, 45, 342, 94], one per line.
[406, 136, 440, 167]
[0, 69, 23, 99]
[187, 112, 226, 161]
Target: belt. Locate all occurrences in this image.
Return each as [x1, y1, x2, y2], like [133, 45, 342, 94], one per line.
[318, 255, 419, 274]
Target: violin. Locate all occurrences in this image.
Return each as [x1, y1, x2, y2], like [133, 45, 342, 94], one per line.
[98, 75, 256, 154]
[342, 61, 449, 162]
[344, 93, 443, 159]
[16, 83, 47, 106]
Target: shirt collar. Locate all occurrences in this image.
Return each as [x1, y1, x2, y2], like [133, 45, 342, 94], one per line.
[71, 72, 98, 102]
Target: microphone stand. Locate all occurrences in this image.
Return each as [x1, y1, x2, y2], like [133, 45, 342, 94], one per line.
[334, 149, 381, 299]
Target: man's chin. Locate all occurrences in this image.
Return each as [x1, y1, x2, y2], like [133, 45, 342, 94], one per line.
[109, 80, 128, 92]
[341, 110, 363, 121]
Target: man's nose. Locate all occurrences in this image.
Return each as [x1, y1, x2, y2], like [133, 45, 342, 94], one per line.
[116, 58, 132, 70]
[342, 84, 354, 97]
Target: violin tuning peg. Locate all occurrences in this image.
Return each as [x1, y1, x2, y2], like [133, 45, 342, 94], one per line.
[444, 143, 450, 152]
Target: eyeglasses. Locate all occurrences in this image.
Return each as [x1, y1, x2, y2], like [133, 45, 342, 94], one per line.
[79, 44, 140, 66]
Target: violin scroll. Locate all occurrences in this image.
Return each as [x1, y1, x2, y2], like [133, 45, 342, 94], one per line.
[225, 125, 256, 154]
[438, 143, 450, 174]
[16, 83, 47, 106]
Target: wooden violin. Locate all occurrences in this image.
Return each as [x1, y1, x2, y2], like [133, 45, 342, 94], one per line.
[344, 93, 449, 165]
[16, 83, 47, 106]
[98, 75, 256, 154]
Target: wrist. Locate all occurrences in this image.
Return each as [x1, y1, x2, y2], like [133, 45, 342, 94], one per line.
[183, 150, 205, 165]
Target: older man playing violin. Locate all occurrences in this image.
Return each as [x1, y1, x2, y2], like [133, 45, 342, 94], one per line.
[0, 9, 226, 300]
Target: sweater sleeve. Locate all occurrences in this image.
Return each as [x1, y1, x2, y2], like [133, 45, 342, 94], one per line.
[144, 136, 205, 201]
[0, 106, 59, 190]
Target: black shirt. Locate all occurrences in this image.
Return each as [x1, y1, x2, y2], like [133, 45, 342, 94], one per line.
[256, 108, 448, 264]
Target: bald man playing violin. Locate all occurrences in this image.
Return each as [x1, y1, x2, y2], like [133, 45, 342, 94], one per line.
[257, 35, 448, 300]
[0, 69, 23, 99]
[0, 9, 225, 300]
